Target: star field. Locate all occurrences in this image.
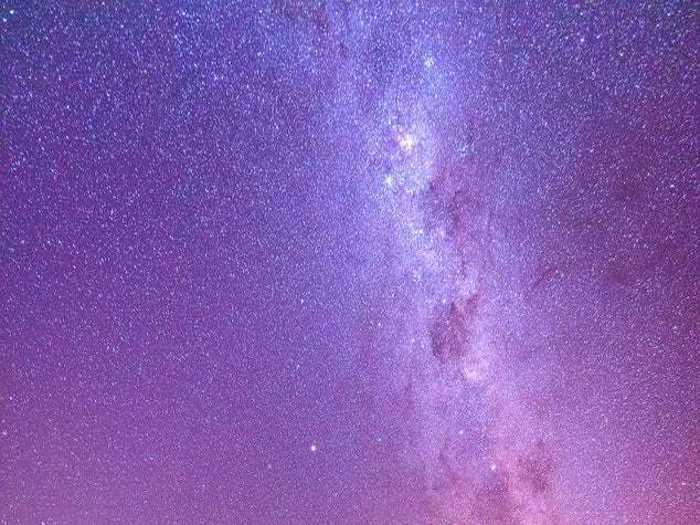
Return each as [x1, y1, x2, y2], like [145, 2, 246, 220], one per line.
[1, 2, 698, 524]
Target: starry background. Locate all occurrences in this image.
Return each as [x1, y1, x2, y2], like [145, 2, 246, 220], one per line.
[0, 1, 698, 524]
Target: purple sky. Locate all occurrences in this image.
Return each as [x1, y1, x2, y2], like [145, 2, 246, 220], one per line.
[1, 2, 698, 524]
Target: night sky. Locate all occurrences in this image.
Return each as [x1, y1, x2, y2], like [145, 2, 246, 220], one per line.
[1, 2, 698, 524]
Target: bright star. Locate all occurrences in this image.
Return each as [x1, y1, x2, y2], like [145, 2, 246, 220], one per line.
[398, 132, 417, 153]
